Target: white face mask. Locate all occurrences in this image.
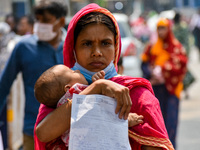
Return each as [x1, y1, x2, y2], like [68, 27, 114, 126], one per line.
[33, 22, 57, 41]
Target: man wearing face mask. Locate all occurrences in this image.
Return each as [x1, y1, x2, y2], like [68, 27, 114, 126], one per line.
[0, 0, 67, 149]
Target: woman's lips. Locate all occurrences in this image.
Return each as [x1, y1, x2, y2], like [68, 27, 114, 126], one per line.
[90, 62, 104, 68]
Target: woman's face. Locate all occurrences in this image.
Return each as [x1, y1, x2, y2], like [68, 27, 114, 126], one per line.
[157, 26, 169, 40]
[75, 23, 115, 72]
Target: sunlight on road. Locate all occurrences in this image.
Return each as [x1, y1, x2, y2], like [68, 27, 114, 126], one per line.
[177, 46, 200, 150]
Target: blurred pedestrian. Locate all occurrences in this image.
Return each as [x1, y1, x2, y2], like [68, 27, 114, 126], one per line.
[0, 21, 16, 149]
[3, 13, 19, 53]
[131, 14, 151, 44]
[141, 18, 188, 148]
[1, 15, 33, 150]
[0, 0, 67, 149]
[17, 14, 34, 36]
[173, 12, 195, 99]
[190, 8, 200, 60]
[5, 13, 18, 34]
[7, 14, 34, 53]
[0, 22, 13, 73]
[173, 12, 190, 55]
[3, 14, 34, 149]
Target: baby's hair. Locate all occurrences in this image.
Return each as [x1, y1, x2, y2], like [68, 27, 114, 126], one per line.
[34, 65, 66, 108]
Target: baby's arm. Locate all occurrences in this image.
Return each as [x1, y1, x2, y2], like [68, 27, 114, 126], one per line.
[92, 70, 105, 82]
[128, 113, 144, 127]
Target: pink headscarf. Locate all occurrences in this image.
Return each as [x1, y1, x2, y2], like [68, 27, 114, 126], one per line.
[63, 3, 121, 70]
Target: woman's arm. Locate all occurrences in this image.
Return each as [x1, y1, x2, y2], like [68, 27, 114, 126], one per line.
[36, 79, 132, 142]
[36, 101, 72, 142]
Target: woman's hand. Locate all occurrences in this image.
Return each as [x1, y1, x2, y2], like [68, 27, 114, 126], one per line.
[79, 79, 132, 120]
[150, 66, 165, 85]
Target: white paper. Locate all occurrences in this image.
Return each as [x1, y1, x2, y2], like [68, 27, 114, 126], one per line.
[69, 94, 131, 150]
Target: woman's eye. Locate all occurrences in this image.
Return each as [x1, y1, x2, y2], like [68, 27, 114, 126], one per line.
[102, 41, 110, 46]
[83, 41, 92, 46]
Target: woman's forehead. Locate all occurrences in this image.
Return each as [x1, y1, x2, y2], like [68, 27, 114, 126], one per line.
[78, 23, 114, 38]
[80, 23, 114, 35]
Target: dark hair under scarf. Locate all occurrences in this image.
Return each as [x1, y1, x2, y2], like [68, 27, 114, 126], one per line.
[74, 12, 117, 46]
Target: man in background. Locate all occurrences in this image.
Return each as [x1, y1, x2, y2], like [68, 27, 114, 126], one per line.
[0, 0, 68, 149]
[17, 14, 34, 36]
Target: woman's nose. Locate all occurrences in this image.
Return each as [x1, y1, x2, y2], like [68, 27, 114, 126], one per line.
[91, 46, 102, 57]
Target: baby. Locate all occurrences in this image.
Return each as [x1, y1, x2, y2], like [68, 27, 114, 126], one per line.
[34, 64, 144, 148]
[35, 64, 91, 108]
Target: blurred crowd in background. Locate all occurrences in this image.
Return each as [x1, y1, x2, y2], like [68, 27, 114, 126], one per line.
[0, 0, 200, 149]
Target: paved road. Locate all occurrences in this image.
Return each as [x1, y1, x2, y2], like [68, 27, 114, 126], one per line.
[177, 47, 200, 150]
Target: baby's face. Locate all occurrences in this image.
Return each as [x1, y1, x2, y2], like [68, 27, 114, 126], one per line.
[64, 67, 88, 86]
[53, 65, 88, 89]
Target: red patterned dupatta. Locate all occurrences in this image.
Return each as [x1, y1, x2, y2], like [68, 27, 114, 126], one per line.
[110, 76, 174, 150]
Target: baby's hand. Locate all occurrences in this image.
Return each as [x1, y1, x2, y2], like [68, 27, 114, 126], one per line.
[92, 70, 105, 82]
[128, 113, 144, 127]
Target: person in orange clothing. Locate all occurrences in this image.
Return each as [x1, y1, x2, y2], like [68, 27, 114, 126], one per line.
[141, 18, 187, 148]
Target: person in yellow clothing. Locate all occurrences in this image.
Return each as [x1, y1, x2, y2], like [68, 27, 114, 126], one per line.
[141, 18, 187, 148]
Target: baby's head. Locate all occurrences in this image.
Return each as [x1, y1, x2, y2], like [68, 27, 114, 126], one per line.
[34, 64, 88, 108]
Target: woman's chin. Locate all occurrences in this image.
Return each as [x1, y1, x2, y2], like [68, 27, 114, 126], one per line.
[90, 69, 104, 72]
[87, 66, 106, 72]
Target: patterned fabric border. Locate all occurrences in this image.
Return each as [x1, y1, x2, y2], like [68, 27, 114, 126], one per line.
[129, 130, 175, 150]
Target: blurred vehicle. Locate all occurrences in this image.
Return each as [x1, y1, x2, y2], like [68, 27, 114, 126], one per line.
[159, 10, 175, 20]
[113, 13, 143, 77]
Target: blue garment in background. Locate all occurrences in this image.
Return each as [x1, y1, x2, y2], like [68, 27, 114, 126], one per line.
[152, 84, 179, 148]
[0, 35, 64, 136]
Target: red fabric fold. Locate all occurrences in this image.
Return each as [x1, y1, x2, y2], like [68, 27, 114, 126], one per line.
[34, 104, 55, 150]
[111, 76, 174, 150]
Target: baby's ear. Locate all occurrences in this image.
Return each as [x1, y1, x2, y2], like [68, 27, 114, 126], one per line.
[64, 85, 71, 92]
